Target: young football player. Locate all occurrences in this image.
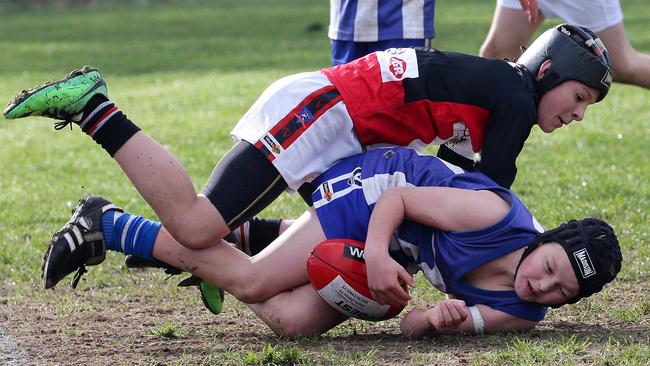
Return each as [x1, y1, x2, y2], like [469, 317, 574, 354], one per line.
[39, 147, 621, 337]
[6, 24, 611, 302]
[329, 0, 436, 65]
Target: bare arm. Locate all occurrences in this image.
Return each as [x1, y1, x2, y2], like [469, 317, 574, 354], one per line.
[400, 300, 537, 338]
[363, 187, 510, 307]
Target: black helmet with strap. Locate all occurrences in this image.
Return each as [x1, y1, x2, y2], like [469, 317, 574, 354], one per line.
[516, 218, 622, 307]
[517, 23, 613, 102]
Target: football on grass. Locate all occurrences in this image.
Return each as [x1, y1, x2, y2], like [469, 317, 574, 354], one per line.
[307, 239, 405, 321]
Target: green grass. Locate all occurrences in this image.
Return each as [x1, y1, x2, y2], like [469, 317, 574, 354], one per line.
[0, 0, 648, 365]
[152, 321, 183, 339]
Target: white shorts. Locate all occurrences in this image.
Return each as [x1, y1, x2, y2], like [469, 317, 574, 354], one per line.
[230, 72, 363, 191]
[498, 0, 623, 33]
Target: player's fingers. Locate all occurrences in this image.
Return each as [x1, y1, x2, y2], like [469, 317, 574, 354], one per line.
[446, 300, 468, 322]
[454, 301, 469, 321]
[372, 286, 395, 306]
[372, 283, 407, 307]
[446, 304, 460, 327]
[378, 293, 400, 307]
[439, 302, 454, 327]
[441, 302, 460, 325]
[370, 290, 385, 305]
[389, 284, 410, 306]
[518, 0, 529, 12]
[529, 0, 539, 24]
[397, 268, 415, 288]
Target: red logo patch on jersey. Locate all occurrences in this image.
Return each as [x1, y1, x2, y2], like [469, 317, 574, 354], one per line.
[388, 57, 406, 79]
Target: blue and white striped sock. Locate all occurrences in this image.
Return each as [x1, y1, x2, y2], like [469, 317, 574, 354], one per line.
[102, 210, 161, 260]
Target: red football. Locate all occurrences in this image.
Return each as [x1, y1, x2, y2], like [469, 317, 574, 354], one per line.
[307, 239, 405, 321]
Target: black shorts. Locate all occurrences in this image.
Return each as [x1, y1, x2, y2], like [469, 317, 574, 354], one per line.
[201, 140, 313, 230]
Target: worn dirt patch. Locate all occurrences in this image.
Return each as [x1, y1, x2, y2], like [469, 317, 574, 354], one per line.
[0, 277, 648, 365]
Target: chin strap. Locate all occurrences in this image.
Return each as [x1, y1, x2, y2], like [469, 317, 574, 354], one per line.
[514, 241, 541, 280]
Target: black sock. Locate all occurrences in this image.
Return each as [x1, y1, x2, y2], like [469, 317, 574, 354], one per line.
[78, 94, 141, 157]
[224, 217, 283, 256]
[248, 218, 283, 256]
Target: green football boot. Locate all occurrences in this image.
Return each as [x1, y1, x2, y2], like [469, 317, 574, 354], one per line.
[125, 256, 225, 315]
[199, 279, 225, 315]
[3, 66, 107, 121]
[176, 275, 225, 314]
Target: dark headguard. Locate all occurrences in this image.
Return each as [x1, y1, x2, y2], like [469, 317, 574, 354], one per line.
[517, 24, 613, 102]
[517, 218, 622, 307]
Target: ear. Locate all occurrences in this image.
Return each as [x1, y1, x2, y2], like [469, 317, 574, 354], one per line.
[536, 59, 553, 80]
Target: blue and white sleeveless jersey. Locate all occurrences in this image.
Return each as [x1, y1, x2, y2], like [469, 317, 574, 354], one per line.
[312, 147, 548, 321]
[329, 0, 436, 42]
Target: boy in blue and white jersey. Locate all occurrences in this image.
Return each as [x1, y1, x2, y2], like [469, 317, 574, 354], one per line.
[40, 147, 622, 338]
[312, 147, 547, 322]
[329, 0, 435, 65]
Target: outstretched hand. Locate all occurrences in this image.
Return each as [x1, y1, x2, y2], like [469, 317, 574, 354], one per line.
[518, 0, 539, 24]
[364, 253, 414, 307]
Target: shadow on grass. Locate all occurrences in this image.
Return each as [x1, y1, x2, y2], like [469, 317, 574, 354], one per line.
[230, 321, 649, 352]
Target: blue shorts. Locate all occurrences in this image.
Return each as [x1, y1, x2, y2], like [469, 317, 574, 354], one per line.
[331, 38, 431, 66]
[311, 153, 370, 242]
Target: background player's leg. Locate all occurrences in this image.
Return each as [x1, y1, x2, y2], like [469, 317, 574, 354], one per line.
[597, 22, 650, 88]
[480, 6, 543, 60]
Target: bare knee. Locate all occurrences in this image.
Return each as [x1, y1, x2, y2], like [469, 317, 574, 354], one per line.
[163, 225, 217, 250]
[235, 286, 328, 338]
[163, 199, 230, 249]
[262, 306, 323, 338]
[268, 318, 317, 339]
[227, 275, 271, 304]
[479, 40, 497, 58]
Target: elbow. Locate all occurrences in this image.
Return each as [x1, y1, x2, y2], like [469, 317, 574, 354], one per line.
[400, 322, 427, 339]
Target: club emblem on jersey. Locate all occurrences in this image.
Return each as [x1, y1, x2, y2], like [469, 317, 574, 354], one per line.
[389, 57, 406, 79]
[295, 106, 315, 128]
[262, 134, 282, 154]
[347, 167, 362, 187]
[322, 181, 333, 201]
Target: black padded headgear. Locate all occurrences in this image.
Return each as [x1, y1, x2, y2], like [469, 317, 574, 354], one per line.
[517, 24, 613, 102]
[517, 218, 622, 307]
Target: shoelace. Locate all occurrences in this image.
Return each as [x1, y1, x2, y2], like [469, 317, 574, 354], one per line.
[54, 120, 74, 130]
[70, 265, 87, 289]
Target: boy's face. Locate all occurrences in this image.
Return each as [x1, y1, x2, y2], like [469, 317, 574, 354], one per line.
[514, 242, 580, 306]
[537, 80, 599, 133]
